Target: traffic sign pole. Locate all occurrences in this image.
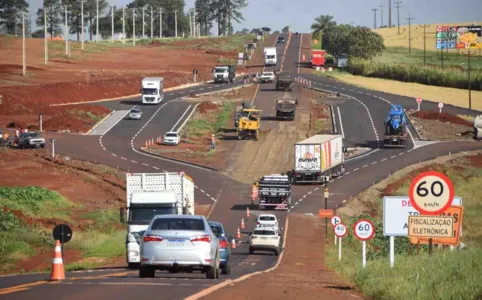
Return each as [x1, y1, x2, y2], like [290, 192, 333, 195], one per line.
[324, 187, 328, 241]
[362, 240, 366, 268]
[338, 237, 342, 260]
[390, 236, 395, 268]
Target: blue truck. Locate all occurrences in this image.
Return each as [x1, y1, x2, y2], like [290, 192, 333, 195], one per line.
[383, 104, 408, 148]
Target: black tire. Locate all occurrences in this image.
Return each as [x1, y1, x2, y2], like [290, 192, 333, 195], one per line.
[40, 144, 45, 148]
[139, 266, 155, 278]
[249, 247, 254, 254]
[128, 263, 140, 269]
[168, 269, 178, 273]
[206, 266, 217, 279]
[274, 249, 280, 256]
[221, 262, 231, 275]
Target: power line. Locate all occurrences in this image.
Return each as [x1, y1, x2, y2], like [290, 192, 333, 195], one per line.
[406, 13, 414, 54]
[388, 0, 392, 27]
[372, 8, 379, 29]
[394, 1, 402, 35]
[420, 24, 430, 65]
[379, 2, 385, 27]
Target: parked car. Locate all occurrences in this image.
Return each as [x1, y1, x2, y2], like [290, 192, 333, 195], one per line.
[163, 132, 180, 145]
[128, 108, 142, 120]
[16, 132, 45, 149]
[208, 221, 233, 275]
[139, 215, 221, 279]
[249, 227, 282, 256]
[256, 214, 279, 229]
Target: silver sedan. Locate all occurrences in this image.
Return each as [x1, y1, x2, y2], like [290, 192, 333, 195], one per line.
[128, 108, 142, 120]
[139, 215, 221, 279]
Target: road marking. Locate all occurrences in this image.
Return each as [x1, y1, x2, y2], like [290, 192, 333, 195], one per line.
[111, 153, 117, 157]
[131, 160, 137, 163]
[362, 165, 368, 168]
[345, 172, 350, 175]
[121, 157, 127, 160]
[353, 168, 359, 171]
[142, 163, 149, 166]
[170, 104, 193, 132]
[152, 166, 160, 170]
[97, 282, 172, 286]
[336, 106, 345, 138]
[0, 281, 48, 295]
[390, 155, 397, 158]
[372, 161, 377, 164]
[381, 158, 387, 161]
[398, 152, 404, 156]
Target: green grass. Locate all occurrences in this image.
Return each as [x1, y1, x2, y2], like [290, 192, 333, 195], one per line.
[184, 102, 235, 138]
[217, 57, 236, 64]
[326, 159, 482, 299]
[78, 209, 120, 231]
[67, 230, 125, 258]
[68, 109, 105, 123]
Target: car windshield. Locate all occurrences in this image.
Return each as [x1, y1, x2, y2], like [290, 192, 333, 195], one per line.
[142, 88, 158, 95]
[150, 218, 205, 231]
[260, 216, 276, 221]
[214, 67, 228, 73]
[209, 224, 223, 238]
[23, 133, 39, 138]
[130, 109, 141, 113]
[128, 206, 176, 223]
[165, 133, 178, 137]
[253, 230, 276, 236]
[262, 73, 273, 76]
[266, 55, 275, 59]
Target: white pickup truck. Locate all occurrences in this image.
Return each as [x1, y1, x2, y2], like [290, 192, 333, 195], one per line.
[254, 71, 275, 83]
[17, 132, 46, 149]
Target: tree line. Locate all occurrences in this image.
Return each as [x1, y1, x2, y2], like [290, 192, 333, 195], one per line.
[0, 0, 249, 40]
[311, 15, 385, 59]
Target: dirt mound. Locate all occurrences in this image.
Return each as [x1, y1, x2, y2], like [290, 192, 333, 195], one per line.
[205, 50, 237, 56]
[468, 154, 482, 167]
[198, 101, 219, 113]
[412, 111, 472, 127]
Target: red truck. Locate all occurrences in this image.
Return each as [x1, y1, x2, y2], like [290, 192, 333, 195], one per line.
[311, 50, 326, 68]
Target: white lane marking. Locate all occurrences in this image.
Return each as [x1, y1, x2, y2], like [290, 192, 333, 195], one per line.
[390, 155, 397, 158]
[142, 163, 149, 166]
[337, 106, 345, 138]
[111, 153, 117, 157]
[381, 158, 387, 161]
[353, 168, 359, 171]
[372, 161, 377, 164]
[398, 152, 404, 156]
[121, 157, 127, 160]
[362, 165, 368, 168]
[131, 160, 137, 163]
[152, 166, 160, 170]
[170, 104, 193, 132]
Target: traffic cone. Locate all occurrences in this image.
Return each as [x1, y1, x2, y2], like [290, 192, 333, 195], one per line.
[145, 140, 149, 148]
[236, 227, 241, 239]
[151, 139, 154, 146]
[49, 240, 65, 281]
[246, 207, 250, 217]
[241, 218, 245, 229]
[231, 238, 236, 249]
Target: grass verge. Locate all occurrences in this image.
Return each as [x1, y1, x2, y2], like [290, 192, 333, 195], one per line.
[184, 102, 235, 139]
[326, 152, 482, 299]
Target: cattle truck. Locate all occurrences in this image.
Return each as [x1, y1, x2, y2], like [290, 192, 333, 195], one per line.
[292, 135, 345, 184]
[120, 172, 195, 269]
[141, 77, 164, 104]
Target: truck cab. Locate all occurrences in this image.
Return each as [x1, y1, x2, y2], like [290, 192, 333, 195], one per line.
[213, 65, 235, 83]
[17, 131, 45, 149]
[264, 47, 277, 66]
[141, 77, 164, 104]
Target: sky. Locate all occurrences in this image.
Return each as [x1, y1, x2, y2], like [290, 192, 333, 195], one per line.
[28, 0, 482, 35]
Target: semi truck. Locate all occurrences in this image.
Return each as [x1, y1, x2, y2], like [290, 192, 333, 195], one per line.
[383, 104, 408, 148]
[120, 172, 195, 269]
[275, 72, 293, 91]
[264, 47, 277, 66]
[311, 50, 326, 68]
[255, 174, 292, 210]
[141, 77, 164, 104]
[292, 135, 345, 184]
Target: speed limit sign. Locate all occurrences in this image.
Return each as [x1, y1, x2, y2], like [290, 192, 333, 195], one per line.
[409, 171, 454, 215]
[353, 219, 375, 241]
[330, 215, 341, 227]
[334, 223, 347, 237]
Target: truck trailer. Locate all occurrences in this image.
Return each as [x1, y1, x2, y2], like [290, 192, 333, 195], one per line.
[141, 77, 164, 104]
[121, 172, 195, 268]
[292, 135, 345, 184]
[311, 50, 326, 68]
[256, 174, 292, 210]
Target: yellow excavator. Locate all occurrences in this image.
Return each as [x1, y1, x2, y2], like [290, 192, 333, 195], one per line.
[237, 106, 261, 140]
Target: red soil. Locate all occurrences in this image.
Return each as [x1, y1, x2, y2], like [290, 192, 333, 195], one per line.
[412, 111, 472, 127]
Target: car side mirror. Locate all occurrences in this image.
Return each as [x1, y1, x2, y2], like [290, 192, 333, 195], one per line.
[120, 208, 125, 223]
[342, 146, 348, 153]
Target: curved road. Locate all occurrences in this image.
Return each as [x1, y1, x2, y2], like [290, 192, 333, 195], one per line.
[1, 33, 481, 299]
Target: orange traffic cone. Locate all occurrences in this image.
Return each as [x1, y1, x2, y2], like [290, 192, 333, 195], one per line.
[231, 238, 236, 249]
[49, 240, 65, 281]
[236, 227, 241, 239]
[241, 218, 245, 229]
[145, 140, 149, 148]
[246, 207, 250, 217]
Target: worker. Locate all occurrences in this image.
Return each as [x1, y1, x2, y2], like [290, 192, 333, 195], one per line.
[210, 134, 216, 149]
[2, 131, 9, 141]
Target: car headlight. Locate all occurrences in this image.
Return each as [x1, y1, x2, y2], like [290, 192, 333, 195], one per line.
[128, 250, 139, 257]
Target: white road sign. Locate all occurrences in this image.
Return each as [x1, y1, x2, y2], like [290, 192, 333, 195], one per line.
[354, 219, 375, 241]
[383, 196, 462, 236]
[334, 223, 347, 237]
[330, 215, 342, 227]
[438, 102, 444, 108]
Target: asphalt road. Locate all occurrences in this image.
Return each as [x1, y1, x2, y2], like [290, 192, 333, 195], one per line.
[2, 32, 481, 299]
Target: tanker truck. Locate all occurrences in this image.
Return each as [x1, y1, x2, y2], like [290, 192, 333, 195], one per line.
[383, 104, 408, 148]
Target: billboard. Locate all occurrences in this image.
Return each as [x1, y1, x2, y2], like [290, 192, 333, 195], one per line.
[436, 25, 482, 49]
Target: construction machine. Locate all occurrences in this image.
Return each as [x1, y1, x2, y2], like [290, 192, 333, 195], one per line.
[237, 107, 261, 140]
[383, 104, 408, 148]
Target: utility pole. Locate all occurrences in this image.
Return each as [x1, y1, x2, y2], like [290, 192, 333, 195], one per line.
[159, 7, 163, 38]
[406, 13, 414, 54]
[111, 4, 114, 42]
[421, 24, 429, 65]
[122, 7, 125, 44]
[78, 0, 87, 50]
[174, 10, 178, 38]
[132, 8, 136, 46]
[388, 0, 392, 27]
[64, 5, 68, 55]
[142, 6, 146, 38]
[189, 9, 192, 37]
[394, 1, 402, 35]
[468, 50, 472, 110]
[44, 7, 48, 64]
[22, 12, 26, 76]
[96, 0, 99, 42]
[379, 2, 384, 27]
[193, 10, 197, 37]
[150, 6, 153, 39]
[372, 8, 378, 29]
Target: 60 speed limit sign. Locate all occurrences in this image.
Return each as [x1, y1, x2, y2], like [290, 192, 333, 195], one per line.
[334, 223, 347, 237]
[409, 171, 454, 215]
[353, 219, 375, 241]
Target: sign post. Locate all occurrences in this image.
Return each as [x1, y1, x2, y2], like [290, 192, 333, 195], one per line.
[334, 223, 347, 260]
[324, 187, 329, 240]
[39, 112, 43, 132]
[353, 219, 375, 268]
[192, 69, 198, 83]
[438, 102, 444, 113]
[52, 224, 73, 257]
[416, 97, 422, 111]
[330, 215, 342, 245]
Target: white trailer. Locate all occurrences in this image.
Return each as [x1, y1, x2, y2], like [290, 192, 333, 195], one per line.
[292, 135, 345, 184]
[264, 47, 277, 66]
[141, 77, 164, 104]
[120, 172, 195, 268]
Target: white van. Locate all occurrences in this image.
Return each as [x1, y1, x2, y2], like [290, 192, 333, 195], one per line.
[141, 77, 164, 104]
[264, 47, 277, 66]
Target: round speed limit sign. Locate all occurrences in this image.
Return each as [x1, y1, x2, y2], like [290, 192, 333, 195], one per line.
[409, 171, 454, 215]
[353, 219, 375, 241]
[334, 223, 347, 237]
[330, 215, 342, 227]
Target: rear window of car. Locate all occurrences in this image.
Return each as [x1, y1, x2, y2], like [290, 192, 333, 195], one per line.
[150, 218, 205, 231]
[253, 230, 276, 236]
[165, 133, 178, 137]
[131, 109, 140, 113]
[260, 216, 276, 221]
[209, 224, 223, 238]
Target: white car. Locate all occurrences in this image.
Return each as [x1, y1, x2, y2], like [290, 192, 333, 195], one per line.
[255, 71, 275, 83]
[163, 132, 180, 145]
[128, 108, 142, 120]
[249, 227, 281, 256]
[256, 214, 279, 229]
[139, 215, 221, 279]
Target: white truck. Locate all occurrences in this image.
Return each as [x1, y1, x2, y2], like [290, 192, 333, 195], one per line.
[474, 115, 482, 140]
[264, 47, 277, 66]
[120, 172, 195, 268]
[141, 77, 164, 104]
[292, 135, 346, 184]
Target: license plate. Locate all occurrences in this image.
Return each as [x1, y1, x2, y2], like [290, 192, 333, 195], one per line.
[393, 138, 397, 142]
[167, 240, 185, 246]
[260, 237, 268, 240]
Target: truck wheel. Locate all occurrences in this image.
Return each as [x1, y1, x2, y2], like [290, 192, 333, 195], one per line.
[41, 144, 45, 148]
[274, 249, 280, 256]
[139, 266, 155, 278]
[249, 247, 254, 254]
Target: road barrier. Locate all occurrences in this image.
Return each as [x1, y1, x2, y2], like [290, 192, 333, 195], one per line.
[231, 239, 236, 249]
[241, 218, 245, 229]
[246, 207, 250, 217]
[236, 227, 241, 239]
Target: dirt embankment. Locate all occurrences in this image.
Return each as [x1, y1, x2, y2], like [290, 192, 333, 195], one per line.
[407, 109, 474, 141]
[0, 35, 257, 133]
